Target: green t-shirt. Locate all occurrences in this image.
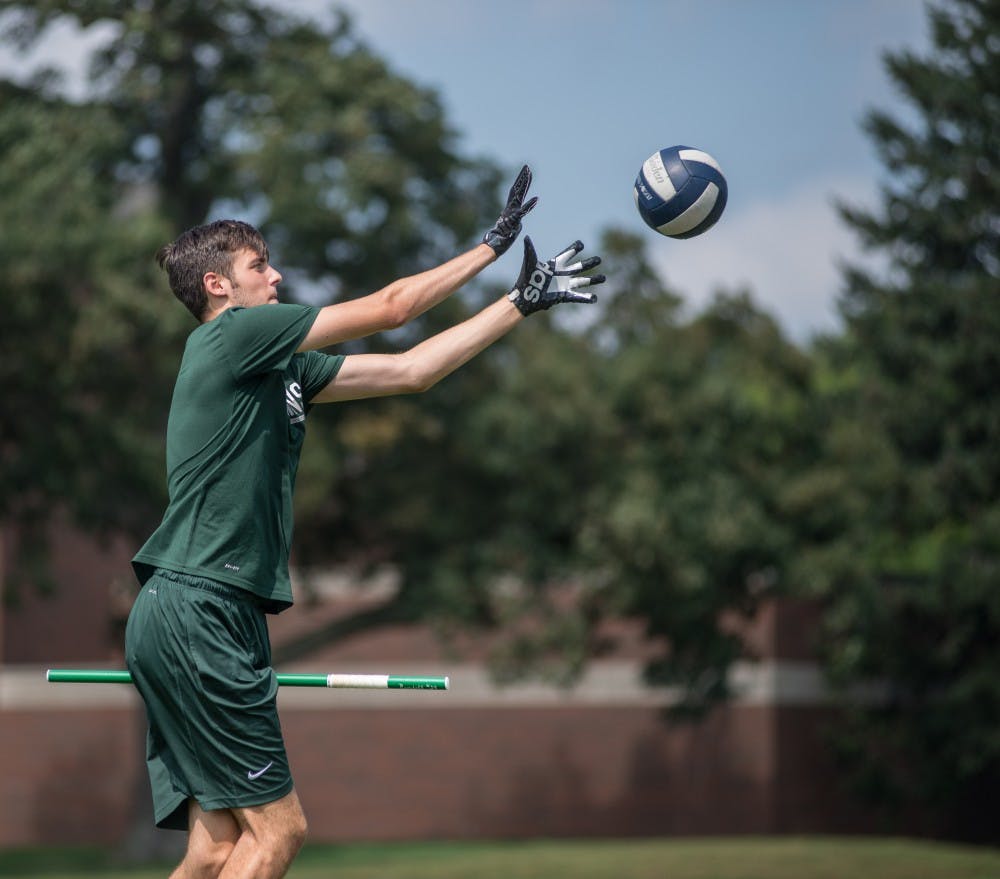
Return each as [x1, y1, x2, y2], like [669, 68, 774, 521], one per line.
[133, 303, 344, 612]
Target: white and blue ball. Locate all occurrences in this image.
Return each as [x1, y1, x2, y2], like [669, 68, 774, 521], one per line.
[634, 146, 728, 239]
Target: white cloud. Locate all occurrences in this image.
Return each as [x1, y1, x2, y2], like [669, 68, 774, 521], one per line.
[650, 176, 879, 343]
[0, 14, 118, 99]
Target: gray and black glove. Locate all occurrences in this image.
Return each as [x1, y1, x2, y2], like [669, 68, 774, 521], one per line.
[482, 165, 538, 257]
[508, 237, 605, 316]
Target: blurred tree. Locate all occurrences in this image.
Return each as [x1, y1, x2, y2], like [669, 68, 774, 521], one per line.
[0, 0, 501, 296]
[302, 226, 815, 714]
[576, 235, 814, 712]
[793, 0, 1000, 841]
[0, 0, 504, 597]
[0, 81, 180, 597]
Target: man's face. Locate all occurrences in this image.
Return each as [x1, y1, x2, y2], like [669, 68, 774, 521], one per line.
[225, 248, 283, 308]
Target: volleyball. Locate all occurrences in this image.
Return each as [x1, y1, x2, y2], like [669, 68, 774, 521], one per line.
[633, 146, 728, 238]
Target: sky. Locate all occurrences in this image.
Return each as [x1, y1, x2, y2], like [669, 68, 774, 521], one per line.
[0, 1, 930, 342]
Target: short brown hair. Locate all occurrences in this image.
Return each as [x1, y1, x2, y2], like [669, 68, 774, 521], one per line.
[156, 220, 270, 320]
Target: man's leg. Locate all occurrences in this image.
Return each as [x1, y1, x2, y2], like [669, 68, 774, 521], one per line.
[219, 789, 308, 879]
[169, 790, 306, 879]
[170, 800, 240, 879]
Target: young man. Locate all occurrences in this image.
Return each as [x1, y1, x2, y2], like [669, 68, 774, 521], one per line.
[124, 166, 604, 878]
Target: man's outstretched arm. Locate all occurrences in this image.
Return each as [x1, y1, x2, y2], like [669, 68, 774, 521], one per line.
[311, 237, 605, 403]
[311, 295, 522, 402]
[299, 243, 496, 351]
[299, 165, 537, 352]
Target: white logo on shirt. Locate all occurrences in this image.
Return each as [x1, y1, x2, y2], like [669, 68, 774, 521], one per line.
[286, 381, 305, 424]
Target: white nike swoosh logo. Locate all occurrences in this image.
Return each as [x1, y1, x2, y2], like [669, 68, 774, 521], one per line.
[247, 761, 274, 780]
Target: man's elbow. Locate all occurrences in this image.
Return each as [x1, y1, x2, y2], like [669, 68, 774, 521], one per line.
[379, 284, 417, 330]
[402, 372, 439, 395]
[396, 355, 440, 395]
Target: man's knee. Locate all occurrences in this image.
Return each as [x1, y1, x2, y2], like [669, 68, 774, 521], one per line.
[182, 836, 236, 878]
[247, 815, 306, 877]
[243, 793, 308, 869]
[181, 802, 240, 878]
[276, 807, 308, 859]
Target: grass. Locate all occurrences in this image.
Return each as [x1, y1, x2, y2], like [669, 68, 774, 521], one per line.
[1, 837, 999, 879]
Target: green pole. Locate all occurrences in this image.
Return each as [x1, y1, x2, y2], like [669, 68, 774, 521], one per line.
[46, 669, 449, 690]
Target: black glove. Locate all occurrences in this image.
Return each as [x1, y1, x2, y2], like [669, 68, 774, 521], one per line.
[508, 237, 605, 316]
[482, 165, 538, 256]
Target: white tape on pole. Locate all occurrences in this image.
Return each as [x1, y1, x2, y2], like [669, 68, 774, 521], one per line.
[326, 674, 390, 689]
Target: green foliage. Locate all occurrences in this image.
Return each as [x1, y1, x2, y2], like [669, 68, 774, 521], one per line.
[580, 278, 813, 710]
[0, 80, 181, 601]
[799, 0, 1000, 838]
[297, 227, 812, 710]
[0, 1, 503, 599]
[0, 0, 501, 290]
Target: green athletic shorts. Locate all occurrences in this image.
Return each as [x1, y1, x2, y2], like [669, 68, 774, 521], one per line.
[124, 568, 293, 830]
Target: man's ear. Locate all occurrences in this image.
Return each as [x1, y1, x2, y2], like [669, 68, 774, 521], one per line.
[203, 271, 227, 299]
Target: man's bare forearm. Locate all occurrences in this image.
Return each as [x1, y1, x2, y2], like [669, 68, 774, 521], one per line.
[381, 243, 498, 326]
[300, 243, 497, 351]
[312, 296, 523, 402]
[400, 295, 522, 391]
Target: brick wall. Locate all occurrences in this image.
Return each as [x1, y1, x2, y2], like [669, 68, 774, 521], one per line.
[0, 708, 142, 846]
[0, 696, 877, 848]
[0, 523, 884, 849]
[1, 521, 132, 664]
[285, 704, 781, 840]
